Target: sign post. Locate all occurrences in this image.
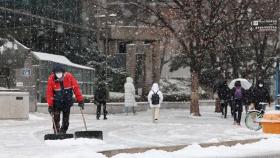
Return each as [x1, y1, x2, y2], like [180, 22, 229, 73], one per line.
[251, 20, 278, 32]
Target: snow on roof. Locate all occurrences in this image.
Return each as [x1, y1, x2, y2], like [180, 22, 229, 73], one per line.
[14, 39, 30, 50]
[32, 51, 94, 70]
[0, 38, 30, 54]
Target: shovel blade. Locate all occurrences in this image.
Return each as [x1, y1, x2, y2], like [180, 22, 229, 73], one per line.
[74, 131, 103, 140]
[44, 133, 74, 140]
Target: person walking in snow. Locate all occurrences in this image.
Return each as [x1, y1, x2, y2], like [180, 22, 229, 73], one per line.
[46, 63, 84, 134]
[244, 87, 254, 113]
[94, 81, 109, 120]
[216, 80, 231, 118]
[124, 77, 137, 115]
[231, 81, 245, 126]
[251, 80, 271, 111]
[148, 83, 163, 123]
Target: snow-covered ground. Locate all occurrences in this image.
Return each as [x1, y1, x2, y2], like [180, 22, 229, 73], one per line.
[0, 105, 278, 158]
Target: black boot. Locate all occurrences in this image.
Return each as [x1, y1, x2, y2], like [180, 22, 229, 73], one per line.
[96, 115, 100, 120]
[59, 128, 66, 134]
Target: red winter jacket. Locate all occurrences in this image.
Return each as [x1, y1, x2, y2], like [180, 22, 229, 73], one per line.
[46, 72, 84, 107]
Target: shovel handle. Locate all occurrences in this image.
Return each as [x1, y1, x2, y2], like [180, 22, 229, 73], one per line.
[50, 113, 58, 134]
[80, 108, 88, 131]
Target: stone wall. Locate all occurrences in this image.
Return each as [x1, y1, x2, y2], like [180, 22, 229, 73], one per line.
[36, 100, 215, 114]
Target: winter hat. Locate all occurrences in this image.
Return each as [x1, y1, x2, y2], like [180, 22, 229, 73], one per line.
[151, 83, 160, 92]
[126, 77, 133, 83]
[234, 81, 241, 87]
[52, 63, 65, 73]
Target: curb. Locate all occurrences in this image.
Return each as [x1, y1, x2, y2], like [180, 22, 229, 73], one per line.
[99, 138, 264, 157]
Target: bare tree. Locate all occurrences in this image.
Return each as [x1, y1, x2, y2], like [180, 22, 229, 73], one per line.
[133, 0, 233, 116]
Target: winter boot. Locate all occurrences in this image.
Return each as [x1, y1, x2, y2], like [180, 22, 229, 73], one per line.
[59, 129, 66, 134]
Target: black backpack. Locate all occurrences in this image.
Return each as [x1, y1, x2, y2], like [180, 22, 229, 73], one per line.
[95, 88, 106, 102]
[151, 91, 160, 105]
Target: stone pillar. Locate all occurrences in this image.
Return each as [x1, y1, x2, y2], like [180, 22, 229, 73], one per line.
[144, 44, 153, 95]
[15, 52, 36, 112]
[152, 41, 161, 84]
[126, 44, 137, 79]
[108, 40, 118, 55]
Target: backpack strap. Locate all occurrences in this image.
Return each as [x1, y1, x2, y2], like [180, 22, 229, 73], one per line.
[152, 90, 158, 94]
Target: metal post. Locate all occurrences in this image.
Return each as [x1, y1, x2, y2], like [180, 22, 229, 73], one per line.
[276, 60, 279, 106]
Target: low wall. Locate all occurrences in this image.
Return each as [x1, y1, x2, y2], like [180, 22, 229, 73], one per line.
[0, 91, 29, 119]
[36, 100, 215, 114]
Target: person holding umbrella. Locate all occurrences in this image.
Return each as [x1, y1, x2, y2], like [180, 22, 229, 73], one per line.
[231, 80, 246, 126]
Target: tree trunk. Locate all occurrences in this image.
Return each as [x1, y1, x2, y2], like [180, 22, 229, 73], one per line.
[190, 71, 201, 116]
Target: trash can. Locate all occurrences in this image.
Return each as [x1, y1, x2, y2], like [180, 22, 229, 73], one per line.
[261, 111, 280, 134]
[0, 90, 29, 119]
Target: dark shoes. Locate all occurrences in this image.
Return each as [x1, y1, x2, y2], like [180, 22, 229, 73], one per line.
[96, 115, 107, 120]
[59, 129, 66, 134]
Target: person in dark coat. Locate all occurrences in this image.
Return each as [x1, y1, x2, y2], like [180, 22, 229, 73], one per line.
[244, 87, 254, 113]
[216, 80, 231, 118]
[231, 81, 246, 126]
[46, 63, 84, 134]
[251, 80, 270, 111]
[94, 81, 109, 120]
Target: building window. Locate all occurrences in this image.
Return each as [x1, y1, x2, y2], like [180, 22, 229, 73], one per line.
[118, 41, 132, 54]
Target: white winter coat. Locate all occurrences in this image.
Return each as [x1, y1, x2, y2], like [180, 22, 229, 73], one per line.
[148, 83, 163, 108]
[124, 77, 137, 107]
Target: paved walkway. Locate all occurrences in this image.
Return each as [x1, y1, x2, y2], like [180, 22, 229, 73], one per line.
[0, 106, 269, 157]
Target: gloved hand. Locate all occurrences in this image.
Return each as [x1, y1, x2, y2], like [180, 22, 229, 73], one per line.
[78, 101, 84, 110]
[48, 106, 54, 114]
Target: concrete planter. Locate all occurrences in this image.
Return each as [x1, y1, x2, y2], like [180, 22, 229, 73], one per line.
[0, 91, 29, 119]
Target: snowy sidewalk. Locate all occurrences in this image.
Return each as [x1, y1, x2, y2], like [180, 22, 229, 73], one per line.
[0, 106, 275, 158]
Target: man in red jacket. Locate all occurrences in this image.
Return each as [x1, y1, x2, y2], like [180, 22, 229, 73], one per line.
[46, 64, 84, 134]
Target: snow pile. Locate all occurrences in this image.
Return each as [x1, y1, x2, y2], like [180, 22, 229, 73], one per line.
[48, 152, 106, 158]
[160, 78, 191, 95]
[45, 138, 105, 147]
[112, 137, 280, 158]
[110, 92, 124, 99]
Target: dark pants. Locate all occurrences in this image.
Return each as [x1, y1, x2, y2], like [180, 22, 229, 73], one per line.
[221, 102, 228, 118]
[233, 99, 243, 124]
[96, 101, 107, 119]
[52, 107, 70, 134]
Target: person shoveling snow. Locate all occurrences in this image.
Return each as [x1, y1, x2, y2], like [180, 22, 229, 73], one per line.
[45, 63, 84, 140]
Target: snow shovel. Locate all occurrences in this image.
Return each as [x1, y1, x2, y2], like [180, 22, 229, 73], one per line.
[74, 108, 103, 140]
[44, 113, 74, 140]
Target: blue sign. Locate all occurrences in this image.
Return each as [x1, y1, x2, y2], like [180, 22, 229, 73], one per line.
[22, 68, 32, 76]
